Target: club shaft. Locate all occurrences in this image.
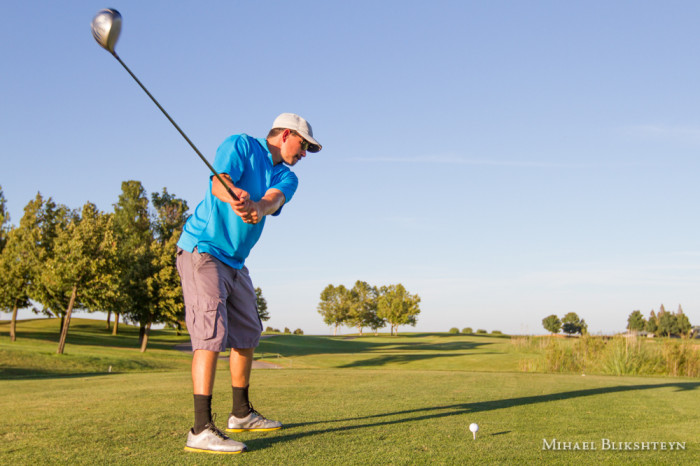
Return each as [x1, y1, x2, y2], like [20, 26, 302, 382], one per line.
[112, 52, 239, 201]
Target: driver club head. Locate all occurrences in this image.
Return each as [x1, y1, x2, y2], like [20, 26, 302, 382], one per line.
[91, 8, 122, 54]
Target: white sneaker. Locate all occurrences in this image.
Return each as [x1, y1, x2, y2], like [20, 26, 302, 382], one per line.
[227, 404, 282, 432]
[185, 422, 247, 454]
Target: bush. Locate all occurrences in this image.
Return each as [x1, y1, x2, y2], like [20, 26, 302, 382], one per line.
[449, 327, 459, 334]
[293, 328, 304, 335]
[265, 326, 280, 333]
[476, 329, 487, 334]
[284, 327, 291, 334]
[491, 330, 503, 335]
[462, 327, 473, 334]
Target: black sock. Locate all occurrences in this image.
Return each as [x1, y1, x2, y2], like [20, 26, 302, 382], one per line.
[193, 394, 212, 434]
[232, 385, 251, 418]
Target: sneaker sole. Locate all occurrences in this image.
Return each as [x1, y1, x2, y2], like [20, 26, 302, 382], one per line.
[184, 446, 246, 454]
[226, 426, 282, 433]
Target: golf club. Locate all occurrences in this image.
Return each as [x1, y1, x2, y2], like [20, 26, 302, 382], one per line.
[91, 8, 239, 201]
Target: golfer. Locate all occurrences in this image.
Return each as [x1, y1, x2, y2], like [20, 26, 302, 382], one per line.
[176, 113, 322, 454]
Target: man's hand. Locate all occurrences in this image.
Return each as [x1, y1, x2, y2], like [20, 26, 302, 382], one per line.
[211, 174, 285, 224]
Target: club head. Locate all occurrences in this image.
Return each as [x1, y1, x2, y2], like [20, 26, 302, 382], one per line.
[91, 8, 122, 54]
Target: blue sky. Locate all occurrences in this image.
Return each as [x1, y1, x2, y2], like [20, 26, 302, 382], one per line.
[2, 1, 700, 335]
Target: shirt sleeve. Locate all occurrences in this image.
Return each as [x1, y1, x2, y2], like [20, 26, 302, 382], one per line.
[269, 167, 299, 216]
[213, 135, 248, 183]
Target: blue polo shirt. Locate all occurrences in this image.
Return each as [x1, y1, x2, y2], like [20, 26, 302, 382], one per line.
[177, 134, 298, 269]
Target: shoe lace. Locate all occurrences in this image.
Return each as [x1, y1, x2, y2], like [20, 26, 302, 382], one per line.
[248, 402, 264, 418]
[205, 414, 229, 440]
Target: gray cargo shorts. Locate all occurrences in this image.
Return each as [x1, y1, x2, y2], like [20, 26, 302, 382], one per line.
[176, 247, 263, 352]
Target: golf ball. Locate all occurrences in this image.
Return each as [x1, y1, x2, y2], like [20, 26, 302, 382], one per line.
[469, 423, 479, 433]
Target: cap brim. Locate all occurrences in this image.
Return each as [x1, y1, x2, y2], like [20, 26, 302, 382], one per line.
[301, 134, 322, 153]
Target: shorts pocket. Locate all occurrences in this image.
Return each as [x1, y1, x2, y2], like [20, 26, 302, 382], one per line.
[194, 295, 222, 341]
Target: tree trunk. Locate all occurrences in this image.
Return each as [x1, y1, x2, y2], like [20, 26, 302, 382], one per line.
[106, 310, 111, 330]
[10, 305, 18, 342]
[333, 324, 338, 336]
[140, 321, 152, 353]
[138, 324, 146, 346]
[112, 313, 119, 335]
[358, 326, 363, 336]
[57, 284, 78, 355]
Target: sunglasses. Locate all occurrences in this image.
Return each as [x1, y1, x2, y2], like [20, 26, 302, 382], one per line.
[291, 131, 310, 151]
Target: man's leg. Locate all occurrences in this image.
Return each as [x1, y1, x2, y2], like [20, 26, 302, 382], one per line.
[193, 349, 220, 395]
[230, 347, 254, 388]
[192, 349, 218, 434]
[177, 248, 246, 454]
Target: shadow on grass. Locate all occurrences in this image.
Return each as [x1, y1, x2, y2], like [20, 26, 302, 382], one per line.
[258, 335, 495, 357]
[2, 325, 188, 352]
[246, 382, 699, 450]
[338, 351, 502, 368]
[0, 367, 113, 380]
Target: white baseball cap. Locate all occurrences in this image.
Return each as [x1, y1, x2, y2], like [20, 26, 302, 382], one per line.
[271, 113, 322, 153]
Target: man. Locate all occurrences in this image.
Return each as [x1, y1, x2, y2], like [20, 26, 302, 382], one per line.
[176, 113, 322, 454]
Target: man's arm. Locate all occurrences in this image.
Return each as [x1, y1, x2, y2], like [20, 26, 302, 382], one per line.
[212, 174, 286, 224]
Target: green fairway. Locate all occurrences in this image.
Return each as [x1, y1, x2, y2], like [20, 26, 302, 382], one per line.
[1, 319, 698, 464]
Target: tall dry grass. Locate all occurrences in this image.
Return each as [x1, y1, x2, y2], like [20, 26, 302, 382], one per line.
[512, 335, 700, 377]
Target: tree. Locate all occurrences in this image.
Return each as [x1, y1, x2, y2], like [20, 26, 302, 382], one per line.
[561, 312, 585, 335]
[542, 314, 561, 335]
[21, 194, 72, 326]
[347, 280, 379, 335]
[376, 284, 421, 336]
[110, 181, 152, 336]
[626, 310, 646, 332]
[0, 228, 32, 342]
[37, 203, 118, 354]
[135, 189, 189, 351]
[676, 305, 692, 338]
[256, 287, 270, 322]
[317, 284, 351, 335]
[657, 310, 678, 338]
[645, 310, 658, 334]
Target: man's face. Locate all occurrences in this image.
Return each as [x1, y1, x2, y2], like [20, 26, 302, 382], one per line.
[280, 130, 308, 166]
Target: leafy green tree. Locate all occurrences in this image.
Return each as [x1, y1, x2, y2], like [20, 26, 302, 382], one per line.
[317, 284, 351, 335]
[542, 314, 561, 335]
[645, 310, 658, 334]
[22, 194, 72, 326]
[347, 280, 379, 336]
[110, 181, 152, 336]
[1, 194, 64, 340]
[376, 284, 421, 336]
[561, 312, 585, 335]
[462, 327, 473, 334]
[137, 188, 189, 351]
[676, 305, 692, 337]
[626, 310, 646, 332]
[657, 309, 679, 338]
[256, 287, 270, 322]
[0, 228, 31, 341]
[37, 203, 118, 354]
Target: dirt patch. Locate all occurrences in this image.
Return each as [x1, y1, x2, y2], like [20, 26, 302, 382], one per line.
[173, 342, 283, 369]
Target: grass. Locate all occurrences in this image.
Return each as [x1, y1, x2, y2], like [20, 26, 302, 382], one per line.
[1, 319, 699, 464]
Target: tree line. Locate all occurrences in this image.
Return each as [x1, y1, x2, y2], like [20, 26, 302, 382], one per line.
[626, 305, 693, 338]
[542, 312, 588, 335]
[317, 281, 421, 336]
[0, 181, 190, 353]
